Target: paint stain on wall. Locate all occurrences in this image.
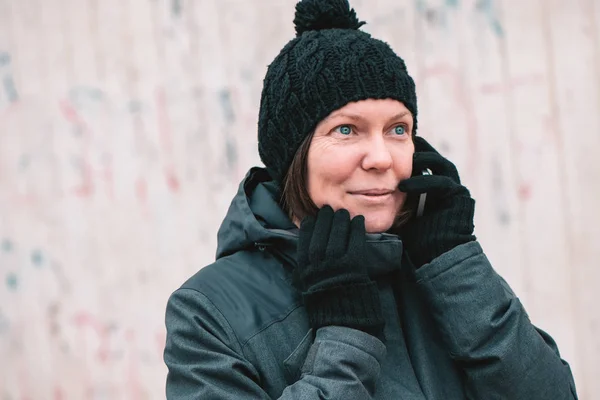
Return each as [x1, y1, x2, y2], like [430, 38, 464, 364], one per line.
[19, 154, 31, 171]
[172, 0, 182, 17]
[218, 89, 236, 124]
[424, 8, 444, 26]
[1, 238, 13, 253]
[48, 302, 61, 337]
[165, 167, 180, 193]
[31, 250, 44, 267]
[68, 86, 104, 107]
[128, 100, 143, 114]
[3, 76, 19, 103]
[136, 177, 148, 204]
[225, 137, 238, 171]
[54, 386, 65, 400]
[491, 157, 511, 225]
[0, 51, 19, 103]
[0, 52, 18, 103]
[416, 0, 504, 37]
[0, 51, 10, 66]
[475, 0, 504, 37]
[218, 89, 238, 171]
[6, 273, 18, 290]
[518, 183, 532, 201]
[415, 0, 460, 30]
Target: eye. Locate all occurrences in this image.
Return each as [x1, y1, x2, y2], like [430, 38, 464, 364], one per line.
[393, 125, 406, 135]
[334, 125, 353, 135]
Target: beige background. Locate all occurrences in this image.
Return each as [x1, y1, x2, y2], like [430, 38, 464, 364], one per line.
[1, 0, 599, 398]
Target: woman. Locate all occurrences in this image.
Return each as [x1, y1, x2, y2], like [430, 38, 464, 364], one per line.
[163, 0, 578, 398]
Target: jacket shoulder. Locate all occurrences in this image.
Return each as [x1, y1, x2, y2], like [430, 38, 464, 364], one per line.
[180, 249, 302, 345]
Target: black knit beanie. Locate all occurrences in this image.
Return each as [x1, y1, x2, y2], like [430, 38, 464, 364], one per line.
[257, 0, 418, 183]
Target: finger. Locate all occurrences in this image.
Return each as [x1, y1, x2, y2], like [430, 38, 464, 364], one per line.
[413, 152, 460, 182]
[298, 215, 316, 266]
[348, 215, 366, 256]
[309, 205, 334, 259]
[413, 136, 439, 154]
[398, 175, 459, 196]
[326, 209, 351, 258]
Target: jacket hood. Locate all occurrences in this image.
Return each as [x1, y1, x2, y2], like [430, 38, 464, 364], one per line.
[216, 167, 297, 259]
[216, 167, 404, 277]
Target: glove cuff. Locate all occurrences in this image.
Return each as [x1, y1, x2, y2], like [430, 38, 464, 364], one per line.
[303, 281, 385, 340]
[448, 195, 475, 234]
[409, 195, 476, 267]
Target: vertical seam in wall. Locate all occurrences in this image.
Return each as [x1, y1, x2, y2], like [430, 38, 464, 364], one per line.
[590, 0, 600, 118]
[586, 0, 600, 157]
[89, 0, 104, 82]
[539, 0, 584, 396]
[413, 0, 427, 135]
[495, 0, 531, 309]
[455, 2, 479, 195]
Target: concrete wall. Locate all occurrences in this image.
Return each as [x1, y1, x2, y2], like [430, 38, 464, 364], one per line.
[1, 0, 599, 398]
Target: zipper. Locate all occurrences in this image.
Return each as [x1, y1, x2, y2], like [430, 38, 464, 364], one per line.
[254, 241, 297, 269]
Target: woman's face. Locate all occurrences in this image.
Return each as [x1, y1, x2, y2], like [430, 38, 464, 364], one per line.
[306, 99, 415, 233]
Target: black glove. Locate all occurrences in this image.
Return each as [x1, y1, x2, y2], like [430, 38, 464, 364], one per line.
[294, 206, 385, 340]
[398, 136, 476, 268]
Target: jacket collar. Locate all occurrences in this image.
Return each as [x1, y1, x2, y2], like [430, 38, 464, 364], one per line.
[216, 167, 403, 277]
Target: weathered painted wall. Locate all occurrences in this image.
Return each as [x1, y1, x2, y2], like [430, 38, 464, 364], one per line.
[1, 0, 599, 398]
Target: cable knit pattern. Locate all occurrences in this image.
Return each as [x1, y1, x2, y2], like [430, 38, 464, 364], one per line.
[257, 0, 418, 182]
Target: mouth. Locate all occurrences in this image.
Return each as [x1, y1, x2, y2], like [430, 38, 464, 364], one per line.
[348, 189, 395, 204]
[349, 189, 395, 196]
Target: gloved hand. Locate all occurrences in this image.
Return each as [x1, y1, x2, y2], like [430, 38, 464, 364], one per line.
[294, 206, 385, 340]
[398, 136, 476, 268]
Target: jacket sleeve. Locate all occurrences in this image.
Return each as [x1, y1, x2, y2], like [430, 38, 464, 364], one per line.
[164, 288, 386, 399]
[413, 241, 578, 399]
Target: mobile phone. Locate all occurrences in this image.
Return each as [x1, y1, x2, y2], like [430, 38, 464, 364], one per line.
[416, 168, 432, 217]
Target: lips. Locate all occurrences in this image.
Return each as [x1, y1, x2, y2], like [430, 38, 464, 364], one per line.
[349, 189, 394, 196]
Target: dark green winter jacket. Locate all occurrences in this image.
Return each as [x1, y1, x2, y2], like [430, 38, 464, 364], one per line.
[164, 167, 578, 399]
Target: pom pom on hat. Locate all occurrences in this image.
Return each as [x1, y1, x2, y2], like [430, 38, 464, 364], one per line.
[293, 0, 366, 37]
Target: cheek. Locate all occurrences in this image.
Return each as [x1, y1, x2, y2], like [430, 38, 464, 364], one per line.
[307, 144, 359, 203]
[393, 143, 415, 178]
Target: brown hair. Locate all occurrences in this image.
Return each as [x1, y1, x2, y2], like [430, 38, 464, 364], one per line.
[280, 133, 415, 231]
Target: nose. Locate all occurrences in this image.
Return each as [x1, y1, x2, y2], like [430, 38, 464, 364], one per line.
[361, 135, 393, 171]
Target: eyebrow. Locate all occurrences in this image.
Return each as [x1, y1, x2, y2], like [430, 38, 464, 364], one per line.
[325, 111, 411, 123]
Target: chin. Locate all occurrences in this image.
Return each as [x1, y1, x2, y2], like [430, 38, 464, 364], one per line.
[363, 214, 396, 234]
